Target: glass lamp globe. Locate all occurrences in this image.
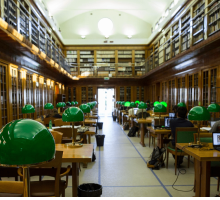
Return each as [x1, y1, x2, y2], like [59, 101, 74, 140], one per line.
[98, 18, 113, 35]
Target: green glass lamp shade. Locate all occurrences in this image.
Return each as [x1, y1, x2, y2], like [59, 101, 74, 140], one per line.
[153, 101, 160, 106]
[80, 104, 91, 114]
[135, 100, 140, 104]
[160, 101, 167, 107]
[154, 104, 167, 113]
[44, 103, 54, 110]
[130, 102, 136, 108]
[188, 106, 211, 121]
[62, 102, 66, 107]
[0, 119, 55, 166]
[66, 101, 71, 106]
[87, 103, 93, 109]
[75, 101, 78, 105]
[138, 102, 147, 109]
[124, 101, 131, 107]
[71, 101, 75, 106]
[207, 103, 220, 112]
[57, 102, 64, 108]
[62, 107, 84, 122]
[177, 102, 186, 107]
[22, 104, 35, 114]
[121, 101, 125, 106]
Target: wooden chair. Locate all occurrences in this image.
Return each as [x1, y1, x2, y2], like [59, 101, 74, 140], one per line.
[166, 127, 198, 175]
[51, 130, 63, 144]
[54, 119, 71, 127]
[149, 132, 156, 148]
[0, 181, 24, 197]
[44, 117, 56, 126]
[18, 151, 71, 197]
[193, 132, 212, 144]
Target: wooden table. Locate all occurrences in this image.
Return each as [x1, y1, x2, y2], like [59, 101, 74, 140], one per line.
[147, 126, 171, 148]
[125, 115, 136, 128]
[121, 112, 129, 125]
[55, 144, 93, 197]
[176, 143, 220, 197]
[134, 118, 153, 147]
[84, 119, 97, 126]
[85, 115, 98, 119]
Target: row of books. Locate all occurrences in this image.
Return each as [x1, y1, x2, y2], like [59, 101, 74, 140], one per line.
[118, 51, 132, 54]
[67, 51, 77, 54]
[80, 51, 93, 54]
[209, 8, 220, 23]
[193, 32, 203, 44]
[209, 20, 220, 33]
[97, 55, 115, 58]
[182, 41, 190, 51]
[96, 63, 115, 67]
[81, 72, 94, 76]
[118, 55, 132, 58]
[67, 55, 77, 58]
[70, 67, 77, 72]
[80, 68, 94, 72]
[80, 55, 94, 58]
[97, 51, 115, 54]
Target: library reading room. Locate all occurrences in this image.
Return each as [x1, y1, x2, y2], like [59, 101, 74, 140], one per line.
[1, 0, 220, 198]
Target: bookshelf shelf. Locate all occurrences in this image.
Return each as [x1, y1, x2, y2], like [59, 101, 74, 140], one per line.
[118, 50, 132, 77]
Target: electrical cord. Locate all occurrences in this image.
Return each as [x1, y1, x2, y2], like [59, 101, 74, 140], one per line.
[172, 145, 195, 192]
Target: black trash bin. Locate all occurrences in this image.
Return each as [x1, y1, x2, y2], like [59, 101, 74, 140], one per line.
[78, 183, 102, 197]
[95, 134, 105, 146]
[113, 116, 117, 121]
[97, 122, 103, 129]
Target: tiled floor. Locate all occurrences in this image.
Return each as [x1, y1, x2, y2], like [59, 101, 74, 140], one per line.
[3, 116, 219, 197]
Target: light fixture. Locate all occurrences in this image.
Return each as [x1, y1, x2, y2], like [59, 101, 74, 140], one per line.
[128, 35, 132, 39]
[98, 18, 113, 36]
[81, 35, 86, 39]
[158, 28, 162, 32]
[105, 35, 109, 39]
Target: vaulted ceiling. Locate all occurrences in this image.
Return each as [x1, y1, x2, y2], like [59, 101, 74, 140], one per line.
[38, 0, 185, 45]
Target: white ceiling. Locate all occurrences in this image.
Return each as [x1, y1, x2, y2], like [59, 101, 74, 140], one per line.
[40, 0, 182, 45]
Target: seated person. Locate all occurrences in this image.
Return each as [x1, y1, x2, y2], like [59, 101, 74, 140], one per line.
[172, 105, 178, 117]
[169, 106, 193, 166]
[136, 111, 150, 136]
[209, 121, 220, 133]
[128, 107, 134, 120]
[45, 108, 62, 119]
[136, 108, 147, 116]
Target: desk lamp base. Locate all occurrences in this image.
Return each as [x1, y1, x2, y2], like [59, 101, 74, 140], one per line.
[64, 143, 83, 148]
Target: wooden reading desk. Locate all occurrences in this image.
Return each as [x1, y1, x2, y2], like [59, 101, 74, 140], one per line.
[176, 143, 220, 197]
[55, 144, 93, 197]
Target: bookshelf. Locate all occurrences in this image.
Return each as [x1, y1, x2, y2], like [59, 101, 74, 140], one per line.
[194, 73, 199, 106]
[188, 75, 193, 110]
[118, 51, 132, 77]
[120, 87, 125, 101]
[159, 37, 165, 65]
[80, 51, 94, 77]
[208, 0, 220, 36]
[172, 22, 180, 57]
[192, 0, 205, 45]
[4, 0, 17, 29]
[165, 30, 171, 61]
[46, 31, 51, 57]
[203, 71, 209, 107]
[96, 51, 115, 77]
[141, 87, 144, 101]
[181, 77, 185, 103]
[39, 22, 46, 53]
[19, 0, 29, 39]
[135, 50, 146, 76]
[88, 87, 93, 102]
[31, 9, 39, 47]
[126, 87, 131, 101]
[181, 12, 191, 52]
[81, 87, 87, 103]
[210, 68, 217, 103]
[67, 51, 78, 76]
[154, 43, 159, 68]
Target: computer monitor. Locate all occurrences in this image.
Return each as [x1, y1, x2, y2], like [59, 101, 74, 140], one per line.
[164, 117, 172, 128]
[133, 108, 138, 115]
[169, 113, 175, 118]
[211, 121, 216, 128]
[213, 132, 220, 150]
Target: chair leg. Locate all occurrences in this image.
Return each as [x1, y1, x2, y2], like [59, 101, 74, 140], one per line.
[149, 134, 151, 147]
[175, 154, 177, 175]
[218, 177, 220, 191]
[166, 149, 169, 169]
[62, 190, 65, 197]
[188, 155, 190, 168]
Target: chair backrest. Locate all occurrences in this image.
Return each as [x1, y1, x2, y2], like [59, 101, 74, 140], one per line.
[30, 151, 63, 197]
[53, 127, 77, 138]
[137, 112, 150, 119]
[175, 127, 198, 144]
[44, 117, 56, 126]
[51, 130, 63, 144]
[147, 110, 154, 116]
[54, 119, 71, 126]
[193, 132, 212, 143]
[0, 181, 24, 196]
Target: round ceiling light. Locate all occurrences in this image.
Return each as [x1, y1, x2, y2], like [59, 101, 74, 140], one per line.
[98, 18, 113, 36]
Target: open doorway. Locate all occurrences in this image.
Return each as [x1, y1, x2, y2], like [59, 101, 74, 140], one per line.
[98, 88, 115, 116]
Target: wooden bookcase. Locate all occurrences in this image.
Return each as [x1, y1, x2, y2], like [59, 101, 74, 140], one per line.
[208, 0, 220, 36]
[135, 50, 146, 76]
[80, 51, 94, 77]
[118, 51, 132, 77]
[181, 11, 191, 52]
[172, 22, 180, 57]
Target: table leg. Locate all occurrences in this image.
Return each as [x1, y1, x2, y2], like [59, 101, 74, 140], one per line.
[140, 123, 145, 147]
[131, 118, 134, 128]
[195, 159, 201, 197]
[72, 162, 79, 197]
[83, 135, 87, 144]
[157, 134, 164, 148]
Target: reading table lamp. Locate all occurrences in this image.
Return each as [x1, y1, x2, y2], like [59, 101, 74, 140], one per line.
[71, 101, 75, 106]
[66, 101, 71, 106]
[130, 102, 136, 115]
[0, 119, 55, 197]
[87, 102, 93, 117]
[62, 107, 84, 148]
[22, 104, 35, 118]
[188, 106, 210, 146]
[154, 103, 167, 125]
[177, 102, 186, 107]
[207, 103, 220, 121]
[153, 101, 160, 106]
[44, 102, 54, 115]
[135, 100, 140, 107]
[80, 104, 91, 126]
[138, 102, 147, 119]
[124, 101, 131, 112]
[75, 101, 78, 106]
[160, 101, 167, 107]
